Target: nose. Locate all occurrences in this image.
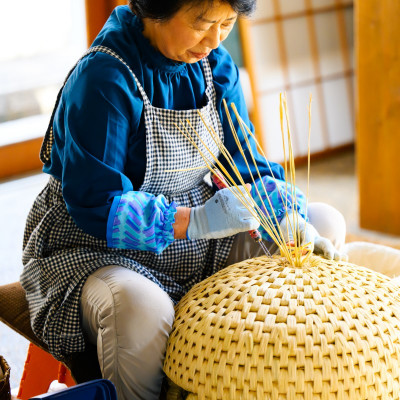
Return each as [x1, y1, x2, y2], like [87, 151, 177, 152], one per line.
[201, 26, 222, 50]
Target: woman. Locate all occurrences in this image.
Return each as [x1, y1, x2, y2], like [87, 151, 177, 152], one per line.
[21, 1, 346, 399]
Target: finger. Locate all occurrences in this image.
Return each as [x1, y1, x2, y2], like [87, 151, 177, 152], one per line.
[334, 251, 341, 261]
[314, 237, 335, 260]
[335, 252, 348, 262]
[333, 250, 349, 261]
[323, 247, 334, 260]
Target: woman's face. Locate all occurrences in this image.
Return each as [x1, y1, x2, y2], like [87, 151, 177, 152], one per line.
[142, 1, 238, 63]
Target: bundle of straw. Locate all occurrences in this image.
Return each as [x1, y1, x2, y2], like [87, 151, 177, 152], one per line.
[174, 93, 312, 267]
[163, 94, 400, 399]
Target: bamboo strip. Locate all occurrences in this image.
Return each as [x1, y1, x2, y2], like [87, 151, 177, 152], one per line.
[175, 93, 313, 267]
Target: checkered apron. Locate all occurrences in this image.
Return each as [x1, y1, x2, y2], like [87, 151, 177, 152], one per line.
[20, 46, 235, 361]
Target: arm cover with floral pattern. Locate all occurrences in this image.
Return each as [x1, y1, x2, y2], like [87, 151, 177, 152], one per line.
[251, 175, 307, 242]
[107, 191, 177, 254]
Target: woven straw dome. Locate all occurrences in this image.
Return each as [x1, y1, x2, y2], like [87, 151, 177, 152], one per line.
[164, 255, 400, 400]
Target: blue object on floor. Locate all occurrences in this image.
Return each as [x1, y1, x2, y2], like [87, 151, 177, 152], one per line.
[29, 379, 117, 400]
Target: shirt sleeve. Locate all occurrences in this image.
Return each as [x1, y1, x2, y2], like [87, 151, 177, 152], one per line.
[55, 53, 176, 250]
[209, 45, 285, 183]
[107, 191, 176, 254]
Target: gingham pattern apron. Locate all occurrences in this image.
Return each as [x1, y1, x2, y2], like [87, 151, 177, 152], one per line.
[21, 46, 235, 361]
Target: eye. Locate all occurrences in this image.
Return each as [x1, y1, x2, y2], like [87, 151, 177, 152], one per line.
[221, 22, 234, 29]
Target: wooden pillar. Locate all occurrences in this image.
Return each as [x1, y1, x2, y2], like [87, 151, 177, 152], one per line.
[0, 139, 43, 180]
[238, 18, 265, 149]
[356, 0, 400, 235]
[85, 0, 127, 46]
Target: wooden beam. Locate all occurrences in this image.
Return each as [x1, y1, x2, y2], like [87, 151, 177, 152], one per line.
[0, 138, 43, 180]
[85, 0, 115, 45]
[85, 1, 128, 46]
[252, 3, 353, 25]
[237, 18, 265, 150]
[356, 0, 400, 235]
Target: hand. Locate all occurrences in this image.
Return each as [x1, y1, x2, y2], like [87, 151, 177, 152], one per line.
[279, 211, 347, 261]
[187, 186, 260, 240]
[250, 174, 307, 242]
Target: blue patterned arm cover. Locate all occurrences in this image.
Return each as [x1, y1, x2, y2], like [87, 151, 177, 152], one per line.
[251, 175, 308, 242]
[107, 191, 177, 254]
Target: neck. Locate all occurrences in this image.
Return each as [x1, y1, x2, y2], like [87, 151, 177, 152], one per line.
[141, 19, 160, 52]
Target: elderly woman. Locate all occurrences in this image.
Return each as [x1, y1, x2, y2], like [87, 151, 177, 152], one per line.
[21, 0, 346, 399]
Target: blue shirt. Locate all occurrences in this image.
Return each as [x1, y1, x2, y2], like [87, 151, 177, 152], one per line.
[44, 6, 285, 240]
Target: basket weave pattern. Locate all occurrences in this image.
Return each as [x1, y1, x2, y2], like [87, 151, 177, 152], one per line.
[164, 255, 400, 399]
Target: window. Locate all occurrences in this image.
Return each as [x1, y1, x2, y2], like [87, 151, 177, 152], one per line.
[0, 0, 86, 149]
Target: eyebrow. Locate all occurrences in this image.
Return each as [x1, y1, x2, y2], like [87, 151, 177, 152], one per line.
[198, 16, 237, 24]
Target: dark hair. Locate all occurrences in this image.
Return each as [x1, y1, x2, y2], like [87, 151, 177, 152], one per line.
[128, 0, 256, 21]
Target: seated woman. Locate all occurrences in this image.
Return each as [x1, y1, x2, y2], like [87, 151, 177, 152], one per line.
[20, 1, 346, 399]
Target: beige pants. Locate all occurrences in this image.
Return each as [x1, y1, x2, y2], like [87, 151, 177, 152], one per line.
[80, 202, 346, 400]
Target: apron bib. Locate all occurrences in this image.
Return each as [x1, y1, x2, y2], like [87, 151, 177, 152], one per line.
[21, 46, 235, 361]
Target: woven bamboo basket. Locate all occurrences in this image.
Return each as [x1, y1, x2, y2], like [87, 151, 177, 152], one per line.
[164, 254, 400, 400]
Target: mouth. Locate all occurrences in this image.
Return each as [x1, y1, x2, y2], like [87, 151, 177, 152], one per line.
[188, 51, 210, 59]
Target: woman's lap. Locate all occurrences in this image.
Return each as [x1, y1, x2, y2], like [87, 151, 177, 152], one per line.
[80, 265, 175, 400]
[78, 202, 346, 398]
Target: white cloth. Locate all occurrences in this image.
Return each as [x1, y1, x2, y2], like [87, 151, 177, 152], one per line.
[344, 241, 400, 278]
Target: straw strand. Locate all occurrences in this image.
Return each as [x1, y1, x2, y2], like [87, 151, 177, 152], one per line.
[174, 93, 313, 267]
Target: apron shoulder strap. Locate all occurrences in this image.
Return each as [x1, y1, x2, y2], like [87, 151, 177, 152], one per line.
[40, 45, 147, 163]
[201, 57, 213, 88]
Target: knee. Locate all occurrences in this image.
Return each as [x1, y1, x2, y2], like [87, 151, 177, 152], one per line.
[82, 267, 175, 349]
[307, 202, 346, 250]
[114, 277, 175, 342]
